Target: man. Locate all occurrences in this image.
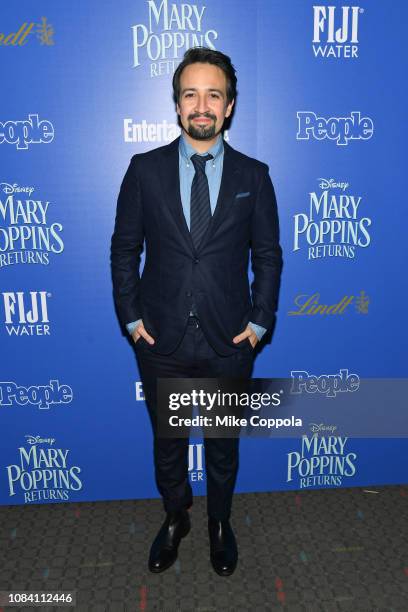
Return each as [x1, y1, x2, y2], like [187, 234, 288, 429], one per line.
[110, 47, 282, 576]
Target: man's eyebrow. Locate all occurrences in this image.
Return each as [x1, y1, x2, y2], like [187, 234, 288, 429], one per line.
[181, 87, 225, 96]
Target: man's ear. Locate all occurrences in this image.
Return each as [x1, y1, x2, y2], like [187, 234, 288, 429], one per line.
[225, 98, 235, 118]
[176, 102, 180, 116]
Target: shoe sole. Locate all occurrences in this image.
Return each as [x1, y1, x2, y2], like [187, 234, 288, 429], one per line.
[213, 567, 236, 576]
[210, 559, 237, 577]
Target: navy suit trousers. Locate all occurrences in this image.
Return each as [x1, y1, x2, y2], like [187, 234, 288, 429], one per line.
[135, 316, 254, 520]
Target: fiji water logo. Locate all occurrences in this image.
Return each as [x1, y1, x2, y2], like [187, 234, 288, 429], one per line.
[312, 6, 364, 58]
[188, 443, 204, 482]
[297, 111, 373, 146]
[2, 291, 51, 336]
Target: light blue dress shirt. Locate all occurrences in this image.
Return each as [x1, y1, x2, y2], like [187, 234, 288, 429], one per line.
[179, 129, 224, 226]
[126, 132, 266, 342]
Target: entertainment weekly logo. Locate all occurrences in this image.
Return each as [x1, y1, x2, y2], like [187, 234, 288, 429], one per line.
[6, 435, 83, 504]
[0, 183, 64, 268]
[286, 434, 357, 489]
[131, 0, 219, 77]
[297, 112, 374, 146]
[293, 179, 372, 260]
[0, 114, 54, 150]
[0, 379, 73, 411]
[124, 118, 230, 143]
[124, 119, 181, 143]
[134, 383, 204, 481]
[312, 6, 364, 58]
[1, 290, 52, 336]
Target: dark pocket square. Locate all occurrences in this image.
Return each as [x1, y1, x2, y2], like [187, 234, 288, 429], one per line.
[235, 191, 251, 199]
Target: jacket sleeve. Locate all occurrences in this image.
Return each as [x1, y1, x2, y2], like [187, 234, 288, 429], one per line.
[249, 164, 283, 330]
[110, 156, 144, 328]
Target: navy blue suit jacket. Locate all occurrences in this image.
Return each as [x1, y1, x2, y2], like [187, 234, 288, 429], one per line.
[110, 135, 283, 356]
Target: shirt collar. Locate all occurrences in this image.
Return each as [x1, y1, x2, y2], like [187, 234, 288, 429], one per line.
[179, 131, 224, 166]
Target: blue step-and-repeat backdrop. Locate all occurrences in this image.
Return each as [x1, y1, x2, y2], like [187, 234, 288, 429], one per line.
[1, 1, 407, 506]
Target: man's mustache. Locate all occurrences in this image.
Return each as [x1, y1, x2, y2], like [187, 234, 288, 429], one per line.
[188, 113, 216, 121]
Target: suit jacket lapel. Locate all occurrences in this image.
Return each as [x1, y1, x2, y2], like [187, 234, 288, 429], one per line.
[198, 140, 240, 251]
[158, 135, 241, 255]
[158, 135, 195, 253]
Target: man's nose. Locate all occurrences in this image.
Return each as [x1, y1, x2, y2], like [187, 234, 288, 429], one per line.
[195, 95, 209, 114]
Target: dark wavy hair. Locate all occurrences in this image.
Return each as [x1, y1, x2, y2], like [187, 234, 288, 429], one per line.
[172, 47, 237, 105]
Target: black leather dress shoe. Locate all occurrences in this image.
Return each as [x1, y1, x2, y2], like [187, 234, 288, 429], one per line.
[148, 509, 190, 573]
[208, 517, 238, 576]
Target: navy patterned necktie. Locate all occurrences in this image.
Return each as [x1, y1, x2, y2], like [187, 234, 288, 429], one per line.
[190, 153, 213, 249]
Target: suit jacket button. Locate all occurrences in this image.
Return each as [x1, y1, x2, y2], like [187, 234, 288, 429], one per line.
[194, 258, 199, 264]
[186, 291, 192, 297]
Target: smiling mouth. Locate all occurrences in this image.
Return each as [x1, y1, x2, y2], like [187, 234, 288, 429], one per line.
[192, 117, 213, 122]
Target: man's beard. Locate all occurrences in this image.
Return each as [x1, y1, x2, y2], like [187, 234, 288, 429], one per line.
[186, 114, 217, 140]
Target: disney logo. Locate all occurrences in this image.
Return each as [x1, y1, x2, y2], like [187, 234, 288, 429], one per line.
[25, 435, 56, 445]
[0, 182, 35, 197]
[309, 423, 338, 433]
[318, 178, 349, 192]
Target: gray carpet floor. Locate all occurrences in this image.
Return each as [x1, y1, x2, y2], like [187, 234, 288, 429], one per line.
[1, 485, 408, 611]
